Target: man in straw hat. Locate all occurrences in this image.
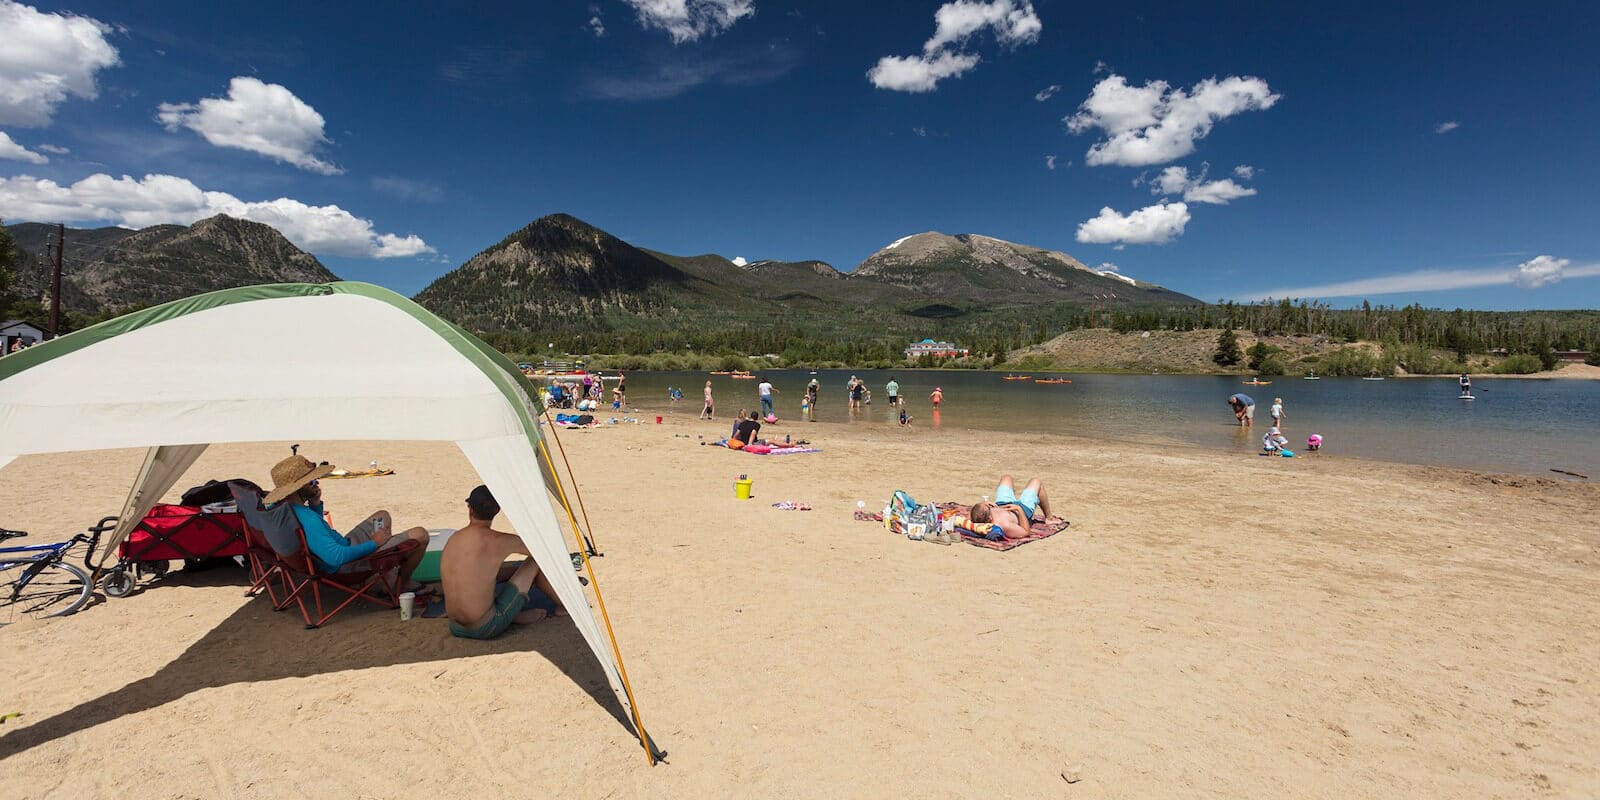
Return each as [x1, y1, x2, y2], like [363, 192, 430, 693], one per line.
[265, 453, 428, 584]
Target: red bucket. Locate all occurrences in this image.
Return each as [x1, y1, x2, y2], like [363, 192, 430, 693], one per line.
[655, 415, 663, 424]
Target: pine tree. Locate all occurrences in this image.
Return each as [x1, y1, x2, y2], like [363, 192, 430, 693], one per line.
[1213, 328, 1242, 366]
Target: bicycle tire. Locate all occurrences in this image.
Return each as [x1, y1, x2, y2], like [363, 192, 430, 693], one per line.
[1, 560, 92, 622]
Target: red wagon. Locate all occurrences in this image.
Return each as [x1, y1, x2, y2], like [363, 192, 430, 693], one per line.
[100, 503, 248, 598]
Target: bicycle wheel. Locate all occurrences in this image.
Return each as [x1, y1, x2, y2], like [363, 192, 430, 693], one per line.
[0, 560, 92, 623]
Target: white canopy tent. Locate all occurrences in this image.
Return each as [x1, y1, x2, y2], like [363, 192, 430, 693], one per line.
[0, 282, 658, 763]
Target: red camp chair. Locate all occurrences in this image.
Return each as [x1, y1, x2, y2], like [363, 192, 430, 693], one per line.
[284, 526, 420, 629]
[230, 482, 420, 629]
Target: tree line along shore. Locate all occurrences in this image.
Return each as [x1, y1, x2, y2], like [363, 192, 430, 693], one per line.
[517, 327, 1597, 378]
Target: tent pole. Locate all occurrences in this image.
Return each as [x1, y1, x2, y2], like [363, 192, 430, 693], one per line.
[537, 439, 659, 765]
[542, 410, 600, 556]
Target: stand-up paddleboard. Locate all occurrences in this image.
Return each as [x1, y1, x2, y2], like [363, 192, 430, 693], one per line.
[1459, 394, 1475, 400]
[1362, 376, 1386, 381]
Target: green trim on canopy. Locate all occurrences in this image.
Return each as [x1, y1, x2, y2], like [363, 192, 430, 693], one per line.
[0, 282, 545, 424]
[0, 283, 333, 382]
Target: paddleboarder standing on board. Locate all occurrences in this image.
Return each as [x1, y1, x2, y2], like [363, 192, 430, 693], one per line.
[1459, 373, 1472, 398]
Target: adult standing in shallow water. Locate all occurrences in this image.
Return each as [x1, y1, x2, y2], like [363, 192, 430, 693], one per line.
[847, 376, 863, 411]
[701, 380, 715, 420]
[1228, 393, 1255, 427]
[757, 376, 777, 417]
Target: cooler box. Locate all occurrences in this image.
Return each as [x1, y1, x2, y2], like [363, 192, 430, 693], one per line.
[410, 528, 455, 583]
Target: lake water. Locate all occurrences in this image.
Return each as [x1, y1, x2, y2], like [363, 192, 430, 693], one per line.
[589, 370, 1599, 478]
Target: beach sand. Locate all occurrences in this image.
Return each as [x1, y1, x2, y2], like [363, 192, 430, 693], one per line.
[1, 420, 1596, 799]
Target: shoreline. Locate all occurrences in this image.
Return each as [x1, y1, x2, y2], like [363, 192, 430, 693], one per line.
[558, 363, 1600, 380]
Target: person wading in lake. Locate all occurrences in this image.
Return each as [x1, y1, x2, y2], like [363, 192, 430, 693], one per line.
[1228, 393, 1255, 427]
[701, 380, 715, 420]
[757, 376, 778, 417]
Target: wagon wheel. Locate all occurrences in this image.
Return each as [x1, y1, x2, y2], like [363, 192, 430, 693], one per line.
[101, 568, 135, 598]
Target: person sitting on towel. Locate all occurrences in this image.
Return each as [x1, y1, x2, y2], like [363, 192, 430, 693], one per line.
[967, 474, 1053, 540]
[441, 485, 565, 640]
[266, 453, 428, 581]
[728, 411, 763, 450]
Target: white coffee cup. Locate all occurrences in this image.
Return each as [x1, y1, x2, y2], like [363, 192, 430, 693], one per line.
[398, 591, 415, 621]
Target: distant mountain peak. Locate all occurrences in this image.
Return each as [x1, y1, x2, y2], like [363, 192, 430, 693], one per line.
[852, 228, 1195, 303]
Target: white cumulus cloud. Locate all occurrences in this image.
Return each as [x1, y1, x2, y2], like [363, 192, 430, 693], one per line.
[158, 77, 342, 175]
[0, 0, 120, 127]
[0, 130, 48, 164]
[0, 172, 432, 258]
[1067, 73, 1279, 167]
[1151, 164, 1257, 204]
[731, 256, 748, 266]
[1434, 120, 1459, 134]
[1511, 255, 1568, 288]
[1075, 201, 1190, 246]
[867, 51, 980, 93]
[868, 1, 1040, 93]
[623, 0, 754, 44]
[1232, 164, 1253, 179]
[1045, 154, 1057, 170]
[1035, 84, 1060, 102]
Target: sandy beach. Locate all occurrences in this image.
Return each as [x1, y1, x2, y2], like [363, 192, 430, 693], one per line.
[1, 420, 1596, 799]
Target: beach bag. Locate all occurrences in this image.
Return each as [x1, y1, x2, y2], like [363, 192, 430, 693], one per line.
[883, 490, 917, 536]
[884, 491, 939, 539]
[180, 478, 261, 507]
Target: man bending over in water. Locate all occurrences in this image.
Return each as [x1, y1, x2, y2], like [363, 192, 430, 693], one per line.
[968, 475, 1053, 540]
[441, 485, 565, 640]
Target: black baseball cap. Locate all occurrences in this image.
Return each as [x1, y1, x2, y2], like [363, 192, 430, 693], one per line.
[466, 484, 500, 517]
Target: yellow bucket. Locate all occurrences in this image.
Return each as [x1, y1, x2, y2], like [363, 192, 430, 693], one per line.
[734, 478, 753, 500]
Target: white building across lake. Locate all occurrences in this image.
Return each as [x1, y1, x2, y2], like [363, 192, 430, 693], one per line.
[904, 338, 969, 359]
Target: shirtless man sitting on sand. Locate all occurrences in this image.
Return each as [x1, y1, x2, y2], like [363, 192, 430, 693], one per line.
[441, 485, 565, 640]
[968, 475, 1052, 540]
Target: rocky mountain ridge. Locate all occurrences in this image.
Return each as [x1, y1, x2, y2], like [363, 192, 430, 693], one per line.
[4, 215, 337, 315]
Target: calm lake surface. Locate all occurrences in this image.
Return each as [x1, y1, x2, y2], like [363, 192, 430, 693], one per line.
[596, 370, 1599, 478]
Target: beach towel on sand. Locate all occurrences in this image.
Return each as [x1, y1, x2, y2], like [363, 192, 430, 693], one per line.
[713, 439, 821, 455]
[935, 502, 1069, 551]
[322, 467, 395, 479]
[958, 517, 1070, 550]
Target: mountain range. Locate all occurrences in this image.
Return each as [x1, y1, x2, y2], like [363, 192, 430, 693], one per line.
[4, 213, 1200, 349]
[4, 215, 336, 317]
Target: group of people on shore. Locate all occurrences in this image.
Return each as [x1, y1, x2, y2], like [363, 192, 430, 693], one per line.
[718, 375, 946, 447]
[547, 370, 628, 410]
[265, 453, 565, 642]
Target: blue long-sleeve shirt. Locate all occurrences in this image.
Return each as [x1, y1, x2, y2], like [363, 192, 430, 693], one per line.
[291, 502, 376, 572]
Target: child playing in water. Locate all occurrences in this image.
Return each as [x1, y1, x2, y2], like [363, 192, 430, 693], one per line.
[1270, 397, 1285, 429]
[930, 387, 943, 408]
[1262, 427, 1289, 452]
[898, 407, 912, 426]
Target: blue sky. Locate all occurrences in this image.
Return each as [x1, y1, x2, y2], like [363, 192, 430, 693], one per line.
[1, 0, 1596, 309]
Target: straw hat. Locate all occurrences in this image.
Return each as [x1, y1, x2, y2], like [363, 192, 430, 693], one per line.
[264, 454, 336, 504]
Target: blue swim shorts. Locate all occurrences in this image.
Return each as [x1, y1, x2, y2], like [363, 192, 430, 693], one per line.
[993, 482, 1039, 521]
